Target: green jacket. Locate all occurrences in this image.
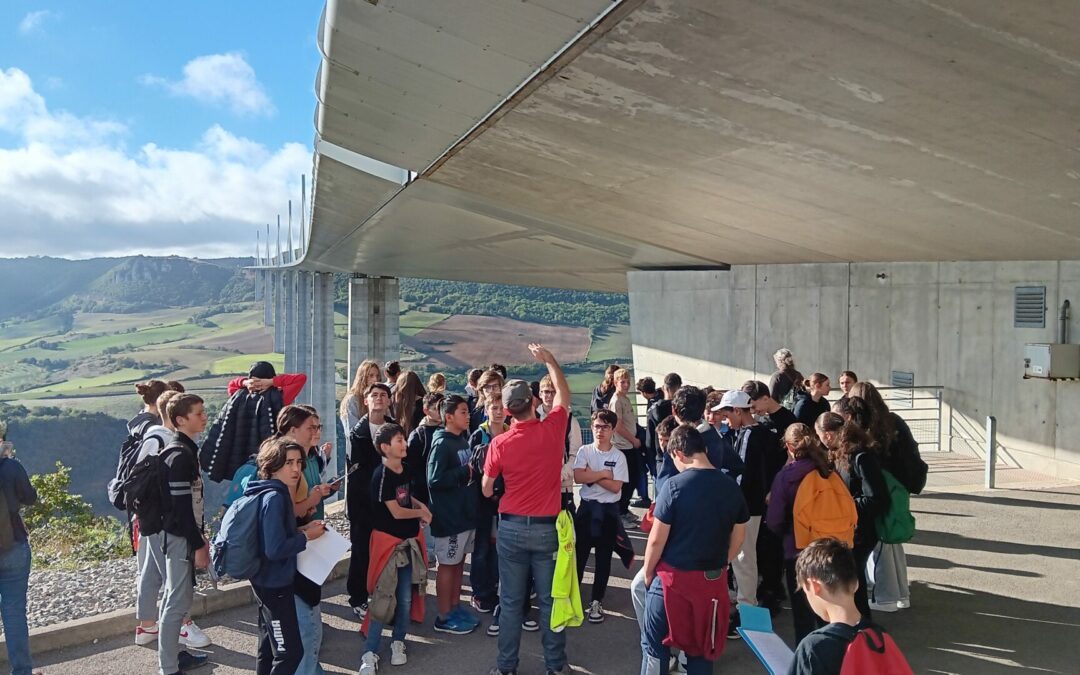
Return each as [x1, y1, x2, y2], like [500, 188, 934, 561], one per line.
[426, 429, 477, 537]
[552, 509, 583, 630]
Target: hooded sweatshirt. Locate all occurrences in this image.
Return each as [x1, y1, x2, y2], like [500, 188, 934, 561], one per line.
[765, 457, 817, 560]
[245, 478, 307, 589]
[426, 428, 477, 538]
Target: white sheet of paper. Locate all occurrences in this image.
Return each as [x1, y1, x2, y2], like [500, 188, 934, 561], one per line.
[297, 524, 351, 585]
[739, 629, 795, 675]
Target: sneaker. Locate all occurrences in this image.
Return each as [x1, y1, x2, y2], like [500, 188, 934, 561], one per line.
[177, 650, 208, 671]
[896, 598, 911, 609]
[359, 650, 379, 675]
[352, 602, 369, 621]
[390, 640, 407, 666]
[727, 611, 741, 640]
[135, 623, 159, 645]
[621, 513, 640, 528]
[487, 668, 516, 675]
[521, 617, 540, 632]
[870, 601, 900, 613]
[452, 605, 481, 630]
[471, 596, 497, 613]
[179, 621, 211, 649]
[587, 600, 604, 624]
[630, 498, 651, 508]
[434, 615, 475, 635]
[487, 605, 501, 637]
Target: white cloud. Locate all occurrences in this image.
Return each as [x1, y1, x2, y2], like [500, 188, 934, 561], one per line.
[0, 68, 310, 258]
[18, 10, 59, 35]
[141, 52, 274, 117]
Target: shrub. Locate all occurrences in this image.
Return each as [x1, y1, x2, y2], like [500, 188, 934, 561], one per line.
[25, 462, 129, 568]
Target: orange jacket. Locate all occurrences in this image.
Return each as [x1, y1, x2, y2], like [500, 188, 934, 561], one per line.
[361, 529, 427, 633]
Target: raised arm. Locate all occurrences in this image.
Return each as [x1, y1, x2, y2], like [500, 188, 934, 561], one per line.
[530, 343, 569, 411]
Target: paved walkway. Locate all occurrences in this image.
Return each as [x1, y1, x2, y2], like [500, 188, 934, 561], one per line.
[35, 454, 1080, 674]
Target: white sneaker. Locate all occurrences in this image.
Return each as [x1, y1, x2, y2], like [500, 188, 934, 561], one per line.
[134, 623, 158, 645]
[179, 621, 212, 648]
[896, 598, 911, 609]
[390, 640, 407, 666]
[587, 600, 604, 623]
[869, 601, 900, 613]
[360, 650, 379, 674]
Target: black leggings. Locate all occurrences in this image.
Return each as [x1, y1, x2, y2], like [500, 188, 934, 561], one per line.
[253, 584, 303, 675]
[347, 516, 372, 607]
[853, 543, 874, 622]
[618, 446, 640, 514]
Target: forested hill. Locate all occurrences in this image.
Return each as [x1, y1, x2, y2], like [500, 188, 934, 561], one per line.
[333, 278, 628, 331]
[0, 256, 256, 322]
[0, 256, 630, 329]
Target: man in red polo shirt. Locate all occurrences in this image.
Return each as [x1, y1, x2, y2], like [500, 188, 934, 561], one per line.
[483, 343, 570, 675]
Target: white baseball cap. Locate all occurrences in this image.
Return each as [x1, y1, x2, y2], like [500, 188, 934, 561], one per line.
[712, 389, 752, 411]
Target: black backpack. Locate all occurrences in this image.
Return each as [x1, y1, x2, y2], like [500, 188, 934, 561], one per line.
[122, 444, 181, 540]
[107, 420, 166, 512]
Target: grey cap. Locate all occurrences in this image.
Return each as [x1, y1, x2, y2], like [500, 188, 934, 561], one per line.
[502, 379, 534, 411]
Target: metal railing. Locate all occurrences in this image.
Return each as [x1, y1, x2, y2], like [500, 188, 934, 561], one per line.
[574, 385, 947, 450]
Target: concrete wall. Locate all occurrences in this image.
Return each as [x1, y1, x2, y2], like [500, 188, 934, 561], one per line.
[628, 262, 1080, 481]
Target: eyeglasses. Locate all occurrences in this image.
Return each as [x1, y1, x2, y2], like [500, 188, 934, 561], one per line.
[591, 424, 612, 431]
[309, 424, 323, 431]
[540, 389, 556, 395]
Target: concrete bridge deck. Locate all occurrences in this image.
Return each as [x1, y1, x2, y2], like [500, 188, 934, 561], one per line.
[34, 455, 1080, 674]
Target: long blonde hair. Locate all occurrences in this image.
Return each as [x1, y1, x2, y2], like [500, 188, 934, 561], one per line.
[340, 359, 382, 417]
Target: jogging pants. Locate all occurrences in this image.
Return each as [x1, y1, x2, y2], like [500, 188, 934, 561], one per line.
[253, 584, 303, 675]
[146, 533, 193, 675]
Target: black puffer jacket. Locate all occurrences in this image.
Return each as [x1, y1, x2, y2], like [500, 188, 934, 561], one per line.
[199, 388, 284, 482]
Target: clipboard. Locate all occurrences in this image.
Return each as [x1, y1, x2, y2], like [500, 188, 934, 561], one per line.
[737, 604, 794, 674]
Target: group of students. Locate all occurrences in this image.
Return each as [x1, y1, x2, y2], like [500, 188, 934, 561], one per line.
[116, 342, 920, 675]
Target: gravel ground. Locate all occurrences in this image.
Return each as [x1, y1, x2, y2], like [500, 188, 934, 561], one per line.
[8, 512, 352, 637]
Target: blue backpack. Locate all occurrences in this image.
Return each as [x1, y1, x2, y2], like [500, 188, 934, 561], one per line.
[211, 485, 275, 580]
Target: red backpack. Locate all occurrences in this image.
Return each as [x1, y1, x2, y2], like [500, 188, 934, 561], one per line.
[840, 626, 913, 675]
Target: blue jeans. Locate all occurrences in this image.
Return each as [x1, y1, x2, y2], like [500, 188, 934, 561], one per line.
[364, 562, 412, 654]
[0, 540, 32, 675]
[642, 576, 711, 675]
[495, 519, 565, 673]
[294, 595, 325, 675]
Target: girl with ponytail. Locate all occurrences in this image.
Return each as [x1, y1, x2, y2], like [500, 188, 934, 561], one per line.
[765, 423, 836, 640]
[816, 410, 889, 622]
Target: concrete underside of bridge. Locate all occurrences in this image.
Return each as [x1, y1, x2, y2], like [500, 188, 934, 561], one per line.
[275, 0, 1080, 479]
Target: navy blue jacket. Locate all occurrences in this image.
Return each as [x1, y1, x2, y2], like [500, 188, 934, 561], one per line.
[246, 479, 307, 589]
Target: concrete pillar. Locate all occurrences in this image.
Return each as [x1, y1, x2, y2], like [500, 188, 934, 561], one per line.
[347, 275, 400, 381]
[295, 271, 314, 403]
[274, 271, 285, 353]
[254, 269, 263, 301]
[263, 270, 273, 327]
[311, 272, 338, 476]
[283, 270, 298, 372]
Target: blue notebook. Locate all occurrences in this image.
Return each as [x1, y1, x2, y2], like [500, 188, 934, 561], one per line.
[737, 604, 795, 674]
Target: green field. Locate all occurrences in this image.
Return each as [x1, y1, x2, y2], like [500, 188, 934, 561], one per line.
[401, 308, 450, 337]
[586, 324, 632, 364]
[212, 352, 284, 375]
[20, 367, 153, 394]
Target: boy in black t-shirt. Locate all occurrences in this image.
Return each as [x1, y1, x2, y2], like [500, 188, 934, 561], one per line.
[788, 538, 872, 675]
[361, 424, 432, 675]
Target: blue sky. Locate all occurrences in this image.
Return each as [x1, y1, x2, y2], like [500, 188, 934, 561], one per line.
[0, 1, 324, 258]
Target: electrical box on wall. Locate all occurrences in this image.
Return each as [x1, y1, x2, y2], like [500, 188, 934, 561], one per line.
[1023, 343, 1080, 379]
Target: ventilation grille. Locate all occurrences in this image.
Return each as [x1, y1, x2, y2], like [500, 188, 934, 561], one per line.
[890, 371, 914, 410]
[1014, 286, 1046, 328]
